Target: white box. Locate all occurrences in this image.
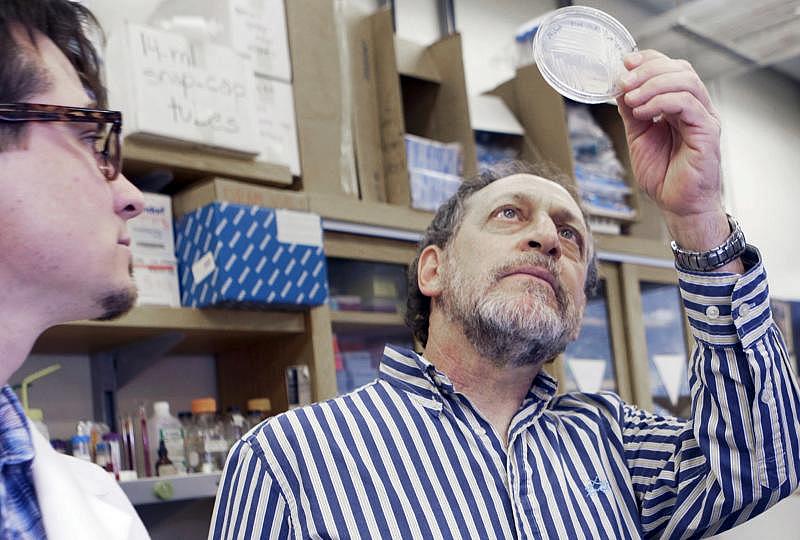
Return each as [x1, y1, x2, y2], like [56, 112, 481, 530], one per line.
[254, 76, 300, 175]
[128, 192, 175, 259]
[132, 257, 182, 308]
[106, 24, 260, 156]
[148, 0, 292, 82]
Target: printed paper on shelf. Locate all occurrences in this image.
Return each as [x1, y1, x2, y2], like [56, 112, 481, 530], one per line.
[192, 252, 216, 284]
[276, 210, 323, 247]
[567, 358, 607, 393]
[653, 354, 686, 406]
[254, 76, 300, 175]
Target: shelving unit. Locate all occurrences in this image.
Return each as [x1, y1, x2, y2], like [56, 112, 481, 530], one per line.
[122, 139, 293, 189]
[120, 472, 222, 505]
[33, 306, 306, 355]
[331, 310, 407, 336]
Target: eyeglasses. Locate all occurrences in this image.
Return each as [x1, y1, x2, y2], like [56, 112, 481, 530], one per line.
[0, 103, 122, 181]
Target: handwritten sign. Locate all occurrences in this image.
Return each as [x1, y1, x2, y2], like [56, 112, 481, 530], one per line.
[108, 24, 259, 155]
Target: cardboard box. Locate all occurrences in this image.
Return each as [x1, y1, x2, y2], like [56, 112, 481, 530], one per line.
[148, 0, 292, 82]
[132, 256, 181, 308]
[286, 0, 359, 198]
[371, 29, 476, 206]
[172, 177, 308, 220]
[344, 5, 388, 203]
[175, 202, 328, 308]
[470, 94, 540, 168]
[105, 24, 260, 156]
[254, 76, 300, 176]
[129, 192, 175, 258]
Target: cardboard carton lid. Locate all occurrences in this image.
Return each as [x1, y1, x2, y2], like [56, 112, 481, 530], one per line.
[470, 94, 525, 135]
[394, 37, 442, 83]
[173, 177, 309, 220]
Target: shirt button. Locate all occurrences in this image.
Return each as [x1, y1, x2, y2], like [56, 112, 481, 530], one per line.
[705, 306, 720, 319]
[762, 380, 774, 403]
[739, 303, 751, 318]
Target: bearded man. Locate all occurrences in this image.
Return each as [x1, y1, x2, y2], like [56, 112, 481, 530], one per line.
[210, 51, 800, 539]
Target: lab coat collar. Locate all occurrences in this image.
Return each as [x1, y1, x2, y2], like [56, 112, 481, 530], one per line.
[30, 426, 135, 540]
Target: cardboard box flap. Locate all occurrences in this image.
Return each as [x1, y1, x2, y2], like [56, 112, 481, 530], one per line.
[470, 94, 525, 135]
[345, 3, 387, 202]
[173, 177, 308, 219]
[394, 37, 443, 83]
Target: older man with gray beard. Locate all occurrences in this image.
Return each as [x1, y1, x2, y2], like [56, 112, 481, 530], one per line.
[211, 50, 800, 540]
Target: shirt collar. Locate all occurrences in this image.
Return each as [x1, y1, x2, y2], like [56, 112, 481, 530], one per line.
[0, 385, 35, 466]
[378, 344, 559, 412]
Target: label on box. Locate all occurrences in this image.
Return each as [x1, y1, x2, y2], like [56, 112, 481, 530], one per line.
[276, 210, 322, 247]
[132, 257, 181, 308]
[192, 252, 216, 284]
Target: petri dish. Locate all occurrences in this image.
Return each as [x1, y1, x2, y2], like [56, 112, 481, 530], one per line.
[533, 6, 637, 104]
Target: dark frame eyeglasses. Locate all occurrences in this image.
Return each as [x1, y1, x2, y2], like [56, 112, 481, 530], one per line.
[0, 103, 123, 181]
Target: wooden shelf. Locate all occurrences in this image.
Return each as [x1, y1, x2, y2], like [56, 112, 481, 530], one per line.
[120, 472, 221, 506]
[122, 138, 293, 188]
[33, 306, 306, 355]
[331, 310, 409, 336]
[308, 193, 433, 233]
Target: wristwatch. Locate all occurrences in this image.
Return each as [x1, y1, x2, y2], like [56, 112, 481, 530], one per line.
[670, 214, 746, 272]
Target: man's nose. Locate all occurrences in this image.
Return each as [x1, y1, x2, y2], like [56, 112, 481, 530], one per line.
[521, 217, 561, 259]
[112, 173, 145, 220]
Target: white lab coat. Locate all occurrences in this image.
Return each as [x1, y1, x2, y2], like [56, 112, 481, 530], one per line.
[29, 426, 150, 540]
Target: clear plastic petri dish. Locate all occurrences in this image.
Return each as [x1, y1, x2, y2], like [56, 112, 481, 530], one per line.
[533, 6, 637, 104]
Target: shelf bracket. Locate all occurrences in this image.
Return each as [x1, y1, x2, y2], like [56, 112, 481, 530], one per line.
[90, 331, 185, 431]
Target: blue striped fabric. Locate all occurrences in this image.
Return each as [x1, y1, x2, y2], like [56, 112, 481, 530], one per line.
[210, 248, 800, 539]
[0, 385, 45, 539]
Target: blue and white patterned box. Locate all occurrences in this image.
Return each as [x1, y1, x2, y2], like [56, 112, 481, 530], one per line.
[404, 134, 463, 176]
[175, 202, 328, 309]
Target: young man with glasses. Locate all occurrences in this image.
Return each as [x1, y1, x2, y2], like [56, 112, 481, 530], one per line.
[0, 1, 148, 538]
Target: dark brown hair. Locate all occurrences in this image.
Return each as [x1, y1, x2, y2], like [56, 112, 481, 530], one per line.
[405, 160, 599, 347]
[0, 0, 105, 149]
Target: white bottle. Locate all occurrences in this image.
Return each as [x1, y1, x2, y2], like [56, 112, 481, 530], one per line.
[147, 401, 186, 474]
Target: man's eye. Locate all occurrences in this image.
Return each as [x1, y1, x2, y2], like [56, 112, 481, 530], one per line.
[81, 133, 102, 151]
[495, 207, 520, 220]
[559, 227, 576, 240]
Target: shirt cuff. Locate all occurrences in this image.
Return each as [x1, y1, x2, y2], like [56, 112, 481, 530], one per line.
[677, 246, 772, 348]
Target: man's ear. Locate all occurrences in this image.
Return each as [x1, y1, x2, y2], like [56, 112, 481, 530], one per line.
[418, 245, 445, 298]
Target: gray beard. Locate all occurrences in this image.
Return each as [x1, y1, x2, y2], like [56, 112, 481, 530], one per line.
[440, 255, 581, 369]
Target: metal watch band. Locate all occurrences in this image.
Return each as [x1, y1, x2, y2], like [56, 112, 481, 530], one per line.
[670, 214, 746, 272]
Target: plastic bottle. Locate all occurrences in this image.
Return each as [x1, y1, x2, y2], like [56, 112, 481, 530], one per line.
[245, 398, 272, 430]
[185, 398, 227, 473]
[147, 401, 186, 474]
[27, 408, 50, 441]
[222, 406, 246, 450]
[71, 435, 91, 462]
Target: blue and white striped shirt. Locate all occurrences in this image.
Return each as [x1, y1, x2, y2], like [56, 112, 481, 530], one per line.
[210, 248, 800, 539]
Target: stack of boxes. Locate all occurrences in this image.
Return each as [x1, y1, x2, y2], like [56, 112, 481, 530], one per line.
[404, 134, 464, 212]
